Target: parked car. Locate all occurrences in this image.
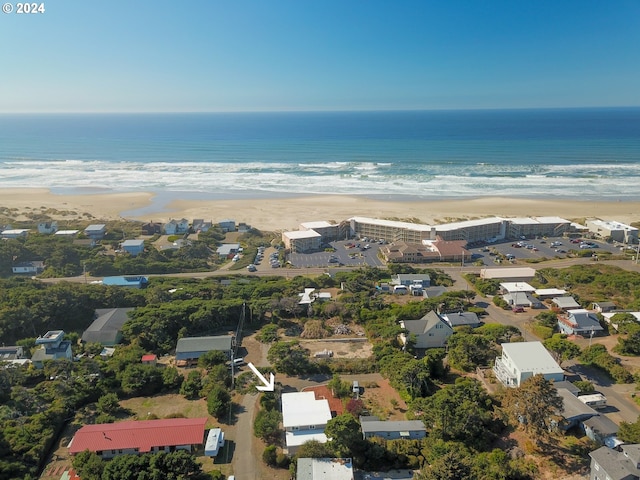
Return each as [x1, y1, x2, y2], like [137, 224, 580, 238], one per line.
[512, 306, 525, 313]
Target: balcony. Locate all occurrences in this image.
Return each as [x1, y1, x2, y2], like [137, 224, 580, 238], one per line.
[493, 356, 517, 387]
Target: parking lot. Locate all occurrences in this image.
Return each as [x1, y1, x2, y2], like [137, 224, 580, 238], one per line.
[466, 235, 623, 266]
[288, 239, 385, 268]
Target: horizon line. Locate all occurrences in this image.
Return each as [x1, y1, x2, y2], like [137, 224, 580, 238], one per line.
[1, 105, 640, 115]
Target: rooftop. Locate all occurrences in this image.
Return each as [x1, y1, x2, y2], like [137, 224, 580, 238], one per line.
[68, 417, 207, 454]
[500, 341, 563, 376]
[297, 458, 354, 480]
[282, 391, 332, 429]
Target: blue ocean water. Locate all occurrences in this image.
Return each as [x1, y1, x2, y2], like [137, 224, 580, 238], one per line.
[1, 108, 639, 200]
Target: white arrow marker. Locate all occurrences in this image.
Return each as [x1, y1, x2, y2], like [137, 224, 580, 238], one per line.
[247, 362, 275, 392]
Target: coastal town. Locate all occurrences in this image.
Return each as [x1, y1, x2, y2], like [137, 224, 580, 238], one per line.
[1, 208, 640, 480]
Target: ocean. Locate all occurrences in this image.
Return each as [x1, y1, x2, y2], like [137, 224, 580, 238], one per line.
[1, 108, 640, 202]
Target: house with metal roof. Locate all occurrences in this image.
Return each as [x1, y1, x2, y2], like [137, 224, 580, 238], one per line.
[175, 335, 234, 365]
[121, 239, 145, 256]
[392, 274, 431, 287]
[493, 341, 564, 388]
[480, 267, 536, 281]
[558, 309, 604, 336]
[102, 276, 148, 288]
[556, 388, 599, 431]
[282, 391, 332, 455]
[442, 311, 482, 329]
[297, 458, 354, 480]
[589, 444, 640, 480]
[12, 261, 45, 274]
[81, 308, 133, 346]
[359, 416, 426, 440]
[552, 296, 581, 311]
[400, 310, 453, 349]
[1, 229, 29, 239]
[84, 224, 106, 240]
[68, 417, 208, 459]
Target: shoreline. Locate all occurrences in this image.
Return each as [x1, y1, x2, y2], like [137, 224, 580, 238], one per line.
[1, 188, 639, 231]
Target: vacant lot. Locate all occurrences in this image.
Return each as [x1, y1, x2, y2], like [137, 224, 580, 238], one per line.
[299, 338, 373, 359]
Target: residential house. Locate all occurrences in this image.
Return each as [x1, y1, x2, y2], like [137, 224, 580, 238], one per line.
[282, 230, 322, 253]
[141, 221, 162, 235]
[12, 261, 45, 274]
[558, 309, 604, 336]
[534, 288, 568, 300]
[164, 218, 189, 235]
[37, 221, 58, 234]
[423, 286, 447, 298]
[84, 224, 107, 240]
[121, 239, 145, 256]
[216, 243, 241, 258]
[0, 345, 26, 366]
[400, 310, 453, 349]
[442, 312, 482, 329]
[297, 458, 354, 480]
[102, 276, 148, 288]
[55, 229, 80, 238]
[583, 415, 620, 448]
[237, 222, 251, 233]
[480, 267, 536, 282]
[68, 417, 208, 459]
[175, 335, 234, 366]
[81, 308, 134, 346]
[282, 391, 332, 455]
[556, 388, 599, 431]
[192, 219, 213, 233]
[392, 274, 431, 288]
[589, 444, 640, 480]
[1, 229, 29, 239]
[552, 296, 581, 311]
[493, 341, 564, 388]
[359, 416, 426, 440]
[31, 330, 73, 368]
[592, 301, 617, 313]
[218, 219, 236, 232]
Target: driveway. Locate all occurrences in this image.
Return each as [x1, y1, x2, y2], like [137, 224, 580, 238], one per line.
[231, 393, 260, 479]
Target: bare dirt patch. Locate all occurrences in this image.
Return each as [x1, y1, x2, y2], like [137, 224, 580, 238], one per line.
[298, 338, 372, 359]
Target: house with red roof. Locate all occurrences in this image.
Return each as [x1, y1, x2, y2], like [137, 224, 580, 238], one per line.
[68, 417, 207, 459]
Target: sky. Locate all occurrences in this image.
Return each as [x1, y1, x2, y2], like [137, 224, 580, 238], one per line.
[1, 0, 640, 113]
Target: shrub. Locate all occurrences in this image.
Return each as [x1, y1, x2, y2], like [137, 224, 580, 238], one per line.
[262, 445, 277, 466]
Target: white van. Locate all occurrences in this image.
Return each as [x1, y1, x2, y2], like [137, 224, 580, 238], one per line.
[232, 357, 245, 367]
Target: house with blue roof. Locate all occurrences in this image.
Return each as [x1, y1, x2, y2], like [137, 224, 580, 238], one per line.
[102, 276, 148, 288]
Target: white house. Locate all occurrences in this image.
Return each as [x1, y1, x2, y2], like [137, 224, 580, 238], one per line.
[282, 391, 332, 455]
[164, 218, 189, 235]
[493, 341, 564, 388]
[1, 229, 29, 239]
[558, 309, 604, 336]
[400, 310, 453, 349]
[37, 221, 58, 234]
[31, 330, 73, 368]
[12, 261, 45, 274]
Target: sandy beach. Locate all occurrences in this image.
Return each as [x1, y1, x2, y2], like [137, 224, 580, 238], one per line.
[1, 188, 639, 231]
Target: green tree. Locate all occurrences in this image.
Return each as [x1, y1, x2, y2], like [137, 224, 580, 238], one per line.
[161, 366, 184, 391]
[71, 450, 104, 480]
[206, 385, 231, 419]
[253, 409, 282, 443]
[198, 350, 228, 369]
[543, 334, 581, 366]
[447, 333, 496, 371]
[502, 374, 563, 445]
[619, 417, 640, 443]
[325, 413, 362, 456]
[120, 364, 164, 396]
[327, 374, 351, 398]
[96, 392, 121, 416]
[418, 450, 472, 480]
[294, 439, 334, 459]
[262, 445, 277, 466]
[180, 370, 202, 399]
[615, 331, 640, 356]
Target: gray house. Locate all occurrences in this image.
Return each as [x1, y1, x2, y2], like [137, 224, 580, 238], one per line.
[589, 444, 640, 480]
[359, 416, 426, 440]
[583, 415, 620, 448]
[392, 274, 431, 288]
[442, 312, 481, 329]
[400, 310, 453, 349]
[82, 308, 134, 346]
[175, 335, 234, 365]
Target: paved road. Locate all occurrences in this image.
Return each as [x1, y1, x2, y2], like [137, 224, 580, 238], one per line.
[231, 393, 260, 479]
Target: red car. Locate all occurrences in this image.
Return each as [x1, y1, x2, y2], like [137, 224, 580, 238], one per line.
[512, 306, 525, 313]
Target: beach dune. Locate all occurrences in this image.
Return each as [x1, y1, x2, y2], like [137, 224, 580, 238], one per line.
[0, 189, 638, 231]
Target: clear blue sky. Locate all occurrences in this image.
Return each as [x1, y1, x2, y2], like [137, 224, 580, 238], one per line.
[2, 0, 640, 112]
